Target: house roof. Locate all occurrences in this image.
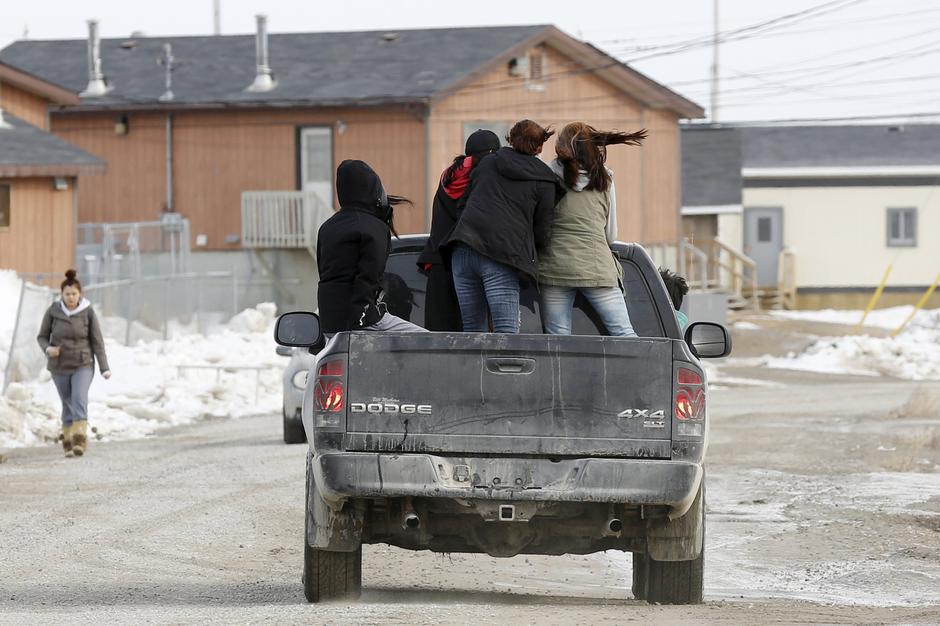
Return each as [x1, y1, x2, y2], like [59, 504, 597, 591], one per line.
[681, 125, 742, 208]
[0, 112, 105, 177]
[0, 25, 702, 117]
[740, 124, 940, 169]
[0, 61, 80, 105]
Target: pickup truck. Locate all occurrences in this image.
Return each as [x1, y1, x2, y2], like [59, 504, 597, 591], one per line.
[274, 234, 731, 605]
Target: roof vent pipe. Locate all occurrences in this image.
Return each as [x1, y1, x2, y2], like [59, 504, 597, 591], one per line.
[81, 20, 111, 97]
[246, 15, 275, 92]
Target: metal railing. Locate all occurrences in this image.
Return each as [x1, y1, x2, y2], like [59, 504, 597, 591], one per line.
[241, 191, 332, 252]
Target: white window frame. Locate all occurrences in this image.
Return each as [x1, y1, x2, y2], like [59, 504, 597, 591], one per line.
[886, 207, 917, 247]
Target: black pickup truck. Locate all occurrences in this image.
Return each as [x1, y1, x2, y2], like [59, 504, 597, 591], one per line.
[275, 234, 731, 605]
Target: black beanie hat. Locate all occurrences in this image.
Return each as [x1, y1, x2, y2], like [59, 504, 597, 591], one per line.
[465, 129, 501, 156]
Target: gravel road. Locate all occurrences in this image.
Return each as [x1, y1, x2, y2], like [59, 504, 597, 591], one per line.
[1, 372, 938, 624]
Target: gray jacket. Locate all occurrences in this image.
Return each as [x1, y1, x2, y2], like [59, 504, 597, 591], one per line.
[36, 300, 110, 374]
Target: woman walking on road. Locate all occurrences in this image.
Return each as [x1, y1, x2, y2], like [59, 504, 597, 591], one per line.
[444, 120, 565, 333]
[417, 129, 501, 331]
[538, 122, 647, 336]
[37, 270, 111, 457]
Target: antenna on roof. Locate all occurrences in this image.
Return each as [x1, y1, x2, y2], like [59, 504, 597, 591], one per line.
[245, 14, 275, 92]
[213, 0, 221, 35]
[80, 20, 112, 98]
[158, 43, 175, 102]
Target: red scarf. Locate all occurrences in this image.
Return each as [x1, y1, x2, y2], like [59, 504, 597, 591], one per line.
[442, 156, 473, 199]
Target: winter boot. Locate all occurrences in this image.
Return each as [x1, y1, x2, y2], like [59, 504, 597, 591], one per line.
[71, 420, 88, 457]
[62, 423, 74, 457]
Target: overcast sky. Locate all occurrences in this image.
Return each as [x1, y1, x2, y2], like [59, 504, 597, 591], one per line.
[3, 0, 939, 122]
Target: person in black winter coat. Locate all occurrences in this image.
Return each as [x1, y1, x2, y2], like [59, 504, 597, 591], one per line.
[444, 120, 565, 333]
[317, 160, 426, 334]
[417, 129, 501, 331]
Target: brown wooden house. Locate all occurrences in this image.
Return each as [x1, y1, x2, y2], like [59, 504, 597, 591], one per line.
[0, 62, 104, 277]
[0, 22, 701, 256]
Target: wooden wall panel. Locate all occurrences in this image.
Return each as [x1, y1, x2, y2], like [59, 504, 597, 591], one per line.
[50, 107, 425, 248]
[0, 81, 48, 129]
[430, 46, 682, 244]
[51, 113, 168, 224]
[0, 177, 75, 275]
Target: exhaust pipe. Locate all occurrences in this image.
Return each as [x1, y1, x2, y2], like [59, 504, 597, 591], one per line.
[403, 512, 420, 530]
[607, 518, 623, 533]
[81, 20, 110, 97]
[246, 14, 275, 92]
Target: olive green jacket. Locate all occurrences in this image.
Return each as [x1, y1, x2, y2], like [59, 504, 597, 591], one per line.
[538, 160, 623, 288]
[36, 299, 110, 374]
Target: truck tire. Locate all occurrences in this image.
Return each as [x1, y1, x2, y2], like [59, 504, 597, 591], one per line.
[303, 542, 362, 603]
[283, 406, 306, 444]
[638, 480, 705, 605]
[303, 452, 362, 602]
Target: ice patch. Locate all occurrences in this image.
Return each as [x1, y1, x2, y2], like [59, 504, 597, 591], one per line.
[769, 306, 938, 331]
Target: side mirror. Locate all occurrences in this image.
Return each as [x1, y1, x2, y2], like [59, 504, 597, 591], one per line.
[684, 322, 732, 359]
[275, 346, 293, 357]
[275, 311, 322, 348]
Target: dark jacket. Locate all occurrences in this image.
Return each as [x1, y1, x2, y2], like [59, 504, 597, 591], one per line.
[418, 157, 473, 267]
[444, 147, 564, 282]
[37, 300, 110, 374]
[316, 160, 393, 334]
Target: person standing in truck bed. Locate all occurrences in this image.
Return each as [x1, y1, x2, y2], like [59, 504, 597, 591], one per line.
[316, 160, 427, 334]
[444, 119, 565, 334]
[538, 122, 647, 337]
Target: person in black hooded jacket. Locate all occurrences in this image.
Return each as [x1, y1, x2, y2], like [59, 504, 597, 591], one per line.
[417, 129, 501, 331]
[317, 160, 426, 334]
[444, 120, 565, 333]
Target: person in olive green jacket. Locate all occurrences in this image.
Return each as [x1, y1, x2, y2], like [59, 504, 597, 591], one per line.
[36, 269, 111, 457]
[538, 122, 647, 336]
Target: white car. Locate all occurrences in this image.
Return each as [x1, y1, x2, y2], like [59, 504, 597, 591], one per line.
[276, 346, 317, 444]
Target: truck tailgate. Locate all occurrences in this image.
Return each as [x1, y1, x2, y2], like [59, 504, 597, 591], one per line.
[344, 333, 673, 459]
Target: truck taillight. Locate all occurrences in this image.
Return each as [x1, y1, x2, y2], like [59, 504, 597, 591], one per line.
[315, 358, 345, 421]
[675, 366, 705, 422]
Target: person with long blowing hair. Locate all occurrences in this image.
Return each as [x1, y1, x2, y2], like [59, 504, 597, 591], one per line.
[538, 122, 647, 336]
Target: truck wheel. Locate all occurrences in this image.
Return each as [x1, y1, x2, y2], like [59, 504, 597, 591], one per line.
[283, 406, 306, 444]
[631, 552, 648, 601]
[303, 542, 362, 603]
[639, 480, 705, 605]
[303, 451, 362, 602]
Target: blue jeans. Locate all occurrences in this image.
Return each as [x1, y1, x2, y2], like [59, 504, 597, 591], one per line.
[540, 285, 637, 337]
[51, 367, 94, 425]
[450, 244, 520, 333]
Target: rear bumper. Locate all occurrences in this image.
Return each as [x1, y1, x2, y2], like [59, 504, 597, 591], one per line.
[314, 452, 703, 514]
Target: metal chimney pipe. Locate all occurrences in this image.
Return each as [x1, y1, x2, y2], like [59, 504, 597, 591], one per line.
[81, 20, 110, 97]
[246, 14, 275, 92]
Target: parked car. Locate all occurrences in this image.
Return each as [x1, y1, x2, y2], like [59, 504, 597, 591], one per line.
[275, 235, 731, 605]
[276, 346, 316, 444]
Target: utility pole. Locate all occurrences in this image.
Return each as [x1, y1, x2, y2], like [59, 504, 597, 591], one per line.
[710, 0, 720, 122]
[213, 0, 221, 35]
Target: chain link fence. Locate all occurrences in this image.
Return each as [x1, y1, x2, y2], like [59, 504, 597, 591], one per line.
[2, 271, 297, 392]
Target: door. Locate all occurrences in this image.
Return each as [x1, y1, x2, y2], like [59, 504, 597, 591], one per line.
[299, 127, 333, 209]
[744, 207, 783, 287]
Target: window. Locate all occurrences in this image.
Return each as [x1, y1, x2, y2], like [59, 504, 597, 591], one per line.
[462, 122, 511, 148]
[526, 48, 546, 91]
[0, 184, 10, 229]
[757, 217, 772, 242]
[383, 251, 663, 337]
[298, 127, 333, 208]
[887, 208, 917, 247]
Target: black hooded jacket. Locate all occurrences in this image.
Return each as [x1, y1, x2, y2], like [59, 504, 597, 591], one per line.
[316, 160, 393, 333]
[444, 147, 565, 282]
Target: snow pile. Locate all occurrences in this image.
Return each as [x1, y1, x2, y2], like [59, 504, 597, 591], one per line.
[0, 302, 285, 450]
[769, 305, 929, 330]
[0, 270, 23, 388]
[765, 308, 940, 380]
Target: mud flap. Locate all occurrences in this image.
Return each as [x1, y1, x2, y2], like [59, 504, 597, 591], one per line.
[306, 451, 363, 551]
[646, 478, 704, 561]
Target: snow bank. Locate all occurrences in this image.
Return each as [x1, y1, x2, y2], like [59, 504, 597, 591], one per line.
[769, 305, 934, 330]
[764, 308, 940, 380]
[0, 302, 285, 450]
[0, 270, 23, 388]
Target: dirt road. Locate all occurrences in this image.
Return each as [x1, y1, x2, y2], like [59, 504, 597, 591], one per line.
[1, 369, 939, 624]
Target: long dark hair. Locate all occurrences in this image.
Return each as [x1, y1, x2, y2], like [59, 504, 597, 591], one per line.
[441, 154, 483, 188]
[384, 195, 412, 238]
[555, 123, 647, 192]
